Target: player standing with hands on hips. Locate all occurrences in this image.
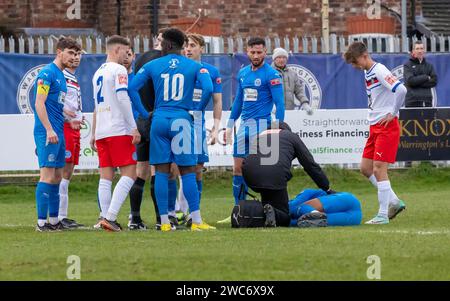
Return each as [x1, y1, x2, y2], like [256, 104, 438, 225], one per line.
[344, 42, 406, 225]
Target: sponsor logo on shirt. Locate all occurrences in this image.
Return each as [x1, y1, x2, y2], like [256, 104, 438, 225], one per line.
[270, 78, 281, 86]
[216, 77, 222, 84]
[118, 74, 128, 85]
[200, 68, 209, 74]
[169, 59, 180, 69]
[384, 74, 398, 85]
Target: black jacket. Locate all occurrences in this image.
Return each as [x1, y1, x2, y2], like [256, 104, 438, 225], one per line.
[242, 129, 330, 191]
[134, 49, 162, 112]
[403, 57, 437, 106]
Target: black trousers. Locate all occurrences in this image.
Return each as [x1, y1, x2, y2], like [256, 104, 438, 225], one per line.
[405, 101, 432, 108]
[252, 187, 291, 227]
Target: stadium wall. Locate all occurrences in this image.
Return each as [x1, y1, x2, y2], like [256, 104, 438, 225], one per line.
[0, 0, 415, 37]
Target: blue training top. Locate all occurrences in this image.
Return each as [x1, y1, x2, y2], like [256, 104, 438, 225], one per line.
[129, 53, 213, 119]
[227, 62, 285, 128]
[34, 62, 67, 134]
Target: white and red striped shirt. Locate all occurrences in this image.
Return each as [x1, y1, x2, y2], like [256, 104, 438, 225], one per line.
[63, 69, 83, 122]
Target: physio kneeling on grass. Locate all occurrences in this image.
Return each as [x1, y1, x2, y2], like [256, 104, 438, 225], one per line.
[289, 189, 362, 227]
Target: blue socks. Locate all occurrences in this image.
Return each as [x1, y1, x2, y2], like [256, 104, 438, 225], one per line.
[48, 183, 60, 219]
[36, 182, 51, 220]
[298, 204, 316, 217]
[36, 182, 60, 224]
[197, 180, 203, 203]
[155, 172, 169, 216]
[168, 179, 177, 213]
[181, 173, 200, 212]
[232, 175, 247, 205]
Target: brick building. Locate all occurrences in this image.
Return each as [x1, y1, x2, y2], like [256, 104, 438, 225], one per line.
[1, 0, 421, 38]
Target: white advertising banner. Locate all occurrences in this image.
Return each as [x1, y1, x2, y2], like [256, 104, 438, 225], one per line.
[0, 110, 370, 171]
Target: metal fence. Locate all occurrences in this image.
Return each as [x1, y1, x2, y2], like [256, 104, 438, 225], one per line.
[1, 33, 450, 54]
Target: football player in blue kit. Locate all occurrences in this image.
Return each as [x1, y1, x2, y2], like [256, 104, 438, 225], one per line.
[34, 37, 81, 232]
[289, 189, 363, 227]
[174, 33, 223, 218]
[129, 28, 215, 231]
[219, 37, 285, 223]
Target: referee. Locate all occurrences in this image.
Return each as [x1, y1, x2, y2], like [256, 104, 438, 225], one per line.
[242, 122, 333, 227]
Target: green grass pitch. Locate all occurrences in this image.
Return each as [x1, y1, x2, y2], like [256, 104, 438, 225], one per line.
[0, 164, 449, 280]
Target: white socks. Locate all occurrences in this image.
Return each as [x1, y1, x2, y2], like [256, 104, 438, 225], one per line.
[368, 175, 378, 187]
[58, 178, 70, 220]
[369, 174, 399, 206]
[161, 214, 169, 225]
[106, 176, 135, 221]
[191, 210, 202, 224]
[98, 179, 112, 218]
[177, 176, 189, 214]
[49, 217, 59, 225]
[377, 181, 391, 218]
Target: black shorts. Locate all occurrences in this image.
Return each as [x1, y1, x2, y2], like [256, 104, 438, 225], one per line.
[136, 113, 152, 162]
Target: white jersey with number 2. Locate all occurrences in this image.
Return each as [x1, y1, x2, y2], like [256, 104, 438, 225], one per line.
[92, 62, 132, 140]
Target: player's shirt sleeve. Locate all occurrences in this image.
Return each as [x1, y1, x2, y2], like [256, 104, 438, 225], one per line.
[376, 64, 402, 93]
[114, 65, 129, 93]
[127, 72, 149, 119]
[227, 74, 244, 129]
[129, 63, 153, 118]
[267, 70, 285, 121]
[196, 65, 214, 111]
[212, 68, 223, 94]
[36, 70, 53, 96]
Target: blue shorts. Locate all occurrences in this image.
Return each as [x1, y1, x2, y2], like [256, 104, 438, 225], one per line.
[34, 131, 66, 168]
[233, 119, 269, 158]
[150, 113, 197, 166]
[318, 192, 362, 226]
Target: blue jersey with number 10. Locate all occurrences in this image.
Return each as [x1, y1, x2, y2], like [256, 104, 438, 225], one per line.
[129, 53, 213, 118]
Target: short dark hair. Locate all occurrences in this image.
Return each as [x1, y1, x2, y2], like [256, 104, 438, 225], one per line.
[343, 41, 368, 64]
[247, 37, 266, 48]
[162, 28, 187, 50]
[106, 35, 131, 47]
[56, 37, 81, 52]
[412, 40, 424, 51]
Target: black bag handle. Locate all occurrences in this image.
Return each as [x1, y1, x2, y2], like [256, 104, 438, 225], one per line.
[238, 184, 258, 201]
